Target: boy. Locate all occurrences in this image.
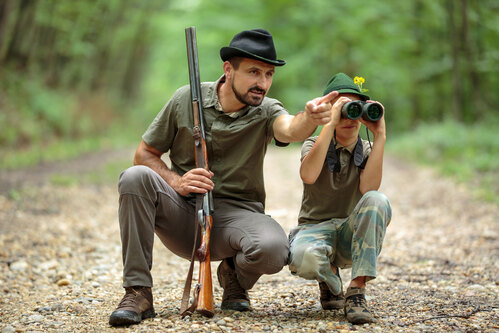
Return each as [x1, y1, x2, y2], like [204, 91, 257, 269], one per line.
[288, 73, 392, 324]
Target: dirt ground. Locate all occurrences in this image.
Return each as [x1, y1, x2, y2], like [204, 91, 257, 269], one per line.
[0, 146, 497, 332]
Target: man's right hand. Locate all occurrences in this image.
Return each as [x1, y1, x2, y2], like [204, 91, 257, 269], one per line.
[174, 168, 214, 196]
[134, 140, 214, 197]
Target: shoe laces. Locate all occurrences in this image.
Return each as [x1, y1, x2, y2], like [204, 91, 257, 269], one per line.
[118, 288, 140, 308]
[224, 271, 248, 300]
[349, 293, 367, 307]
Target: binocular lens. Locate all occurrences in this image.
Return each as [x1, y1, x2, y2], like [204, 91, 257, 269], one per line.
[345, 103, 362, 119]
[341, 101, 384, 121]
[365, 103, 383, 121]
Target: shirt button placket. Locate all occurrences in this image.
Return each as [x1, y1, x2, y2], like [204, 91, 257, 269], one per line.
[211, 116, 225, 166]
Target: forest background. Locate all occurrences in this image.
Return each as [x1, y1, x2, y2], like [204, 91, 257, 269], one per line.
[0, 0, 498, 203]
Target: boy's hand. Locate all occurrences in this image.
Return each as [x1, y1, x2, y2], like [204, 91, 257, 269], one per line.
[325, 96, 352, 130]
[360, 100, 386, 139]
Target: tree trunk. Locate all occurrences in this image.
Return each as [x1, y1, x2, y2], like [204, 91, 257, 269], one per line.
[460, 0, 480, 121]
[447, 0, 463, 121]
[411, 0, 423, 124]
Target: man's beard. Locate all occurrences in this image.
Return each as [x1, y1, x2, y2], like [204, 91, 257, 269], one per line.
[232, 79, 266, 107]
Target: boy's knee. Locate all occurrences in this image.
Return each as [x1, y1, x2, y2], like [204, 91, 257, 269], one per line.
[361, 191, 392, 216]
[289, 243, 331, 279]
[363, 191, 390, 206]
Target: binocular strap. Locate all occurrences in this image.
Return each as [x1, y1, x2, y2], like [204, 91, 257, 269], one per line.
[326, 134, 366, 174]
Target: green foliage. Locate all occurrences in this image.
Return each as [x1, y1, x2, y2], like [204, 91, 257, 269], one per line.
[388, 119, 499, 204]
[1, 0, 498, 204]
[0, 126, 137, 170]
[49, 159, 132, 187]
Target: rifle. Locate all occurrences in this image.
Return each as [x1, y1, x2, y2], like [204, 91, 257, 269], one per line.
[180, 26, 215, 318]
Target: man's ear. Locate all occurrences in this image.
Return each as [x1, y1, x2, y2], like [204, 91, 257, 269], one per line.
[223, 61, 232, 80]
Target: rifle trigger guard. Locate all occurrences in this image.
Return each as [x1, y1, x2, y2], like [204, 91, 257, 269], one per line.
[193, 126, 202, 142]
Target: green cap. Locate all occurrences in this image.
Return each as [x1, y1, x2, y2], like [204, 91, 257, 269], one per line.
[323, 72, 370, 100]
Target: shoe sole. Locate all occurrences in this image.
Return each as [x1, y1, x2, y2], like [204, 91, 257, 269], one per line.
[109, 308, 156, 326]
[346, 313, 376, 325]
[321, 301, 344, 310]
[221, 302, 250, 312]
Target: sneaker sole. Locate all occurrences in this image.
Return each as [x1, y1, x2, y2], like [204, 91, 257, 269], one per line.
[321, 300, 344, 310]
[346, 313, 376, 325]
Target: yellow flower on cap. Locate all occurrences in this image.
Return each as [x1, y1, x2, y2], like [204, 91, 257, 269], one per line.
[354, 76, 365, 85]
[354, 76, 368, 93]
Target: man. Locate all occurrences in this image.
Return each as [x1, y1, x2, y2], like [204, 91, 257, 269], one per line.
[288, 73, 392, 324]
[109, 29, 337, 326]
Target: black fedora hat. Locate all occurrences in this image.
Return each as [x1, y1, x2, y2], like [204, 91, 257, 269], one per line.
[220, 29, 286, 66]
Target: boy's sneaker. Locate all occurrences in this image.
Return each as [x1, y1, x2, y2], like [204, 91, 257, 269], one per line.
[344, 287, 375, 324]
[109, 286, 155, 326]
[217, 258, 250, 311]
[319, 281, 345, 310]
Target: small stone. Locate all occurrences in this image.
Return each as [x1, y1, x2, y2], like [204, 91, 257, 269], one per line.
[56, 278, 70, 286]
[10, 260, 29, 271]
[51, 303, 64, 312]
[37, 306, 51, 313]
[38, 259, 59, 271]
[1, 326, 16, 333]
[28, 314, 44, 323]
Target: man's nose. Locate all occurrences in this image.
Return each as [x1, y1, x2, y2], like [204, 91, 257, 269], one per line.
[256, 74, 270, 88]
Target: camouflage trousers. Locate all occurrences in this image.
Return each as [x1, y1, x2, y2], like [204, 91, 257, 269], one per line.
[288, 191, 392, 294]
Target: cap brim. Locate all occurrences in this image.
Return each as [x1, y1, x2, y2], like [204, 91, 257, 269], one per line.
[220, 47, 286, 66]
[327, 88, 370, 101]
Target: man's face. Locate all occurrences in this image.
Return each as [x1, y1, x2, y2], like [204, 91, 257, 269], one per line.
[230, 58, 275, 106]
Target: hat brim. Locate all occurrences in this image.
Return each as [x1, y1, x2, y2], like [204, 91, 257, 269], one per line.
[220, 47, 286, 66]
[329, 88, 370, 101]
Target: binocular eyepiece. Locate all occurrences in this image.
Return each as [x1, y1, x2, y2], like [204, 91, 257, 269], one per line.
[341, 101, 383, 122]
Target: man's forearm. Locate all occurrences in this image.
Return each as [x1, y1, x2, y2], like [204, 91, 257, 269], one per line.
[290, 111, 318, 141]
[275, 111, 317, 143]
[134, 149, 182, 190]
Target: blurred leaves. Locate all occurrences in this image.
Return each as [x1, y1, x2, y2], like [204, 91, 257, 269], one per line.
[0, 0, 498, 162]
[388, 118, 499, 203]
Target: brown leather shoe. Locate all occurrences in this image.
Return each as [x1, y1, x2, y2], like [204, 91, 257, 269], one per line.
[109, 286, 155, 326]
[217, 259, 250, 311]
[319, 281, 345, 310]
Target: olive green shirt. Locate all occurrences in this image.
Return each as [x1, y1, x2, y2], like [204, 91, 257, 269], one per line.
[298, 136, 372, 224]
[142, 76, 289, 205]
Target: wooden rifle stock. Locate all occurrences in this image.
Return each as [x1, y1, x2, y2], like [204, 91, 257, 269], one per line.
[180, 26, 214, 318]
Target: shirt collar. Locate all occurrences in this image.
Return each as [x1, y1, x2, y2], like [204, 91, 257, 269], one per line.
[326, 135, 365, 173]
[336, 140, 357, 154]
[204, 76, 250, 119]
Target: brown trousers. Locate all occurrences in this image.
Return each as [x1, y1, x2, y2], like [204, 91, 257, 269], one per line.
[118, 165, 289, 290]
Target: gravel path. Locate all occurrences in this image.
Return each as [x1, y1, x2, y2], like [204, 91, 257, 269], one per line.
[0, 146, 497, 332]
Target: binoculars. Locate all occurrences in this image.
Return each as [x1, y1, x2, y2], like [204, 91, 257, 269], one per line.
[341, 101, 383, 121]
